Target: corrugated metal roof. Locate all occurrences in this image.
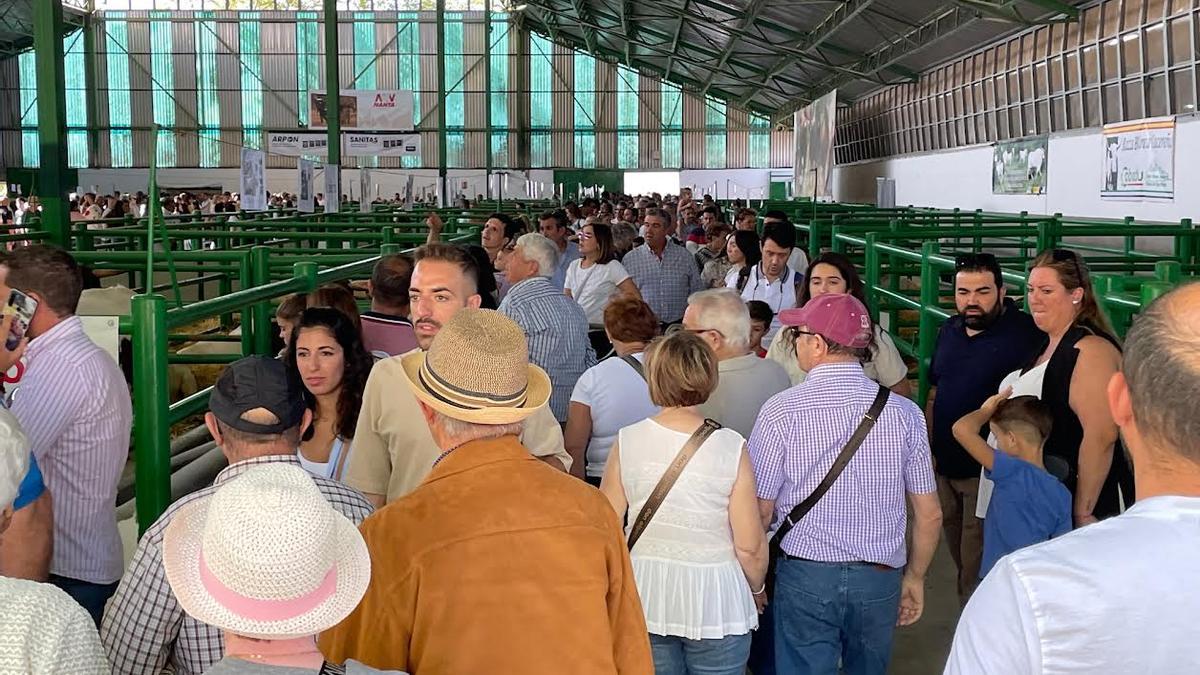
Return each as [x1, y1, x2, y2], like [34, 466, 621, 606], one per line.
[519, 0, 1087, 122]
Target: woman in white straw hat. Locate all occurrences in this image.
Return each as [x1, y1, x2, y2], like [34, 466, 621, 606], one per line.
[0, 406, 109, 675]
[162, 463, 390, 675]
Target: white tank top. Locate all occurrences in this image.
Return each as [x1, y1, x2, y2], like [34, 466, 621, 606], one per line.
[618, 418, 758, 640]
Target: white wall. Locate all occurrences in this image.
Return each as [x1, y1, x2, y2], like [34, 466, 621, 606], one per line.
[679, 169, 772, 200]
[832, 115, 1200, 222]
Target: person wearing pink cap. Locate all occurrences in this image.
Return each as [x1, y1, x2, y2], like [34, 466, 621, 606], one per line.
[747, 293, 942, 675]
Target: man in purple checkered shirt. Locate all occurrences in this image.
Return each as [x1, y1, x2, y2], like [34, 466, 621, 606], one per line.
[748, 293, 942, 675]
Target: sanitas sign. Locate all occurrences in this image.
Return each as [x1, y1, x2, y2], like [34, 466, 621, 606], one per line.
[269, 131, 421, 158]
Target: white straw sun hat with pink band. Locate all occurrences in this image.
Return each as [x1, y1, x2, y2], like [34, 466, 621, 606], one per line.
[162, 463, 371, 639]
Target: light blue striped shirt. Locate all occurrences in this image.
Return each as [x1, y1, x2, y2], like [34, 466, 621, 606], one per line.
[12, 315, 132, 584]
[622, 241, 705, 324]
[498, 276, 596, 423]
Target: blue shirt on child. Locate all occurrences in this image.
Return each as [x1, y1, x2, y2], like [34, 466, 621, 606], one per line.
[980, 448, 1072, 578]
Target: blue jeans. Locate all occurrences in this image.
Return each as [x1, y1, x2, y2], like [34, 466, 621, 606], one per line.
[49, 575, 119, 628]
[650, 632, 752, 675]
[773, 558, 902, 675]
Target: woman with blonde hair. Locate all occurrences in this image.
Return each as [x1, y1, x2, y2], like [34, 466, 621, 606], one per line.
[600, 331, 767, 675]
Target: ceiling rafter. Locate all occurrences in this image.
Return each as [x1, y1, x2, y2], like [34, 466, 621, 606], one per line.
[699, 0, 773, 95]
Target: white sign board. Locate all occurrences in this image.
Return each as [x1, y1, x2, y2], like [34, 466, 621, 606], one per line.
[239, 148, 267, 211]
[268, 131, 421, 158]
[793, 90, 837, 200]
[360, 168, 372, 213]
[308, 90, 415, 131]
[297, 159, 315, 213]
[1102, 116, 1175, 201]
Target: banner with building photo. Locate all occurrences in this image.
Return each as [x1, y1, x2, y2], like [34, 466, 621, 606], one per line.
[239, 148, 267, 211]
[324, 165, 339, 215]
[1102, 116, 1175, 200]
[992, 137, 1048, 195]
[794, 90, 838, 200]
[268, 131, 420, 158]
[308, 90, 415, 131]
[297, 159, 315, 213]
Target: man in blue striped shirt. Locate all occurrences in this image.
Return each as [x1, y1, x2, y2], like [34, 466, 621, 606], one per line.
[622, 208, 704, 325]
[499, 233, 595, 424]
[749, 293, 942, 675]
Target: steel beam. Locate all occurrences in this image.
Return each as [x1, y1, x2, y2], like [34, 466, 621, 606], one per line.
[568, 0, 597, 55]
[618, 0, 632, 65]
[83, 12, 99, 167]
[664, 0, 690, 82]
[437, 0, 448, 201]
[33, 0, 71, 246]
[484, 0, 492, 184]
[323, 0, 340, 178]
[700, 0, 771, 96]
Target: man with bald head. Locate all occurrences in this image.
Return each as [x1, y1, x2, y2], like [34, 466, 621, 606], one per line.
[946, 283, 1200, 673]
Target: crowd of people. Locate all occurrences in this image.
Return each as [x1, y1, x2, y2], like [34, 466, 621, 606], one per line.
[0, 189, 1194, 674]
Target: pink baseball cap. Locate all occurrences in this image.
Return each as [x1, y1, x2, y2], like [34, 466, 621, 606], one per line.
[779, 293, 873, 349]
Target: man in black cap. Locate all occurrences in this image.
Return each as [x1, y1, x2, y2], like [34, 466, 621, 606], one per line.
[101, 356, 374, 675]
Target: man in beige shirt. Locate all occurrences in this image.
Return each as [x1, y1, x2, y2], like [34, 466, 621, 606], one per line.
[345, 243, 571, 506]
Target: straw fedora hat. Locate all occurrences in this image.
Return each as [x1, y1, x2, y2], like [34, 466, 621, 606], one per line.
[401, 308, 551, 424]
[162, 464, 370, 640]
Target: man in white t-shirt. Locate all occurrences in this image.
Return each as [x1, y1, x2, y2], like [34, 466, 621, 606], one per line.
[945, 282, 1200, 674]
[685, 289, 790, 437]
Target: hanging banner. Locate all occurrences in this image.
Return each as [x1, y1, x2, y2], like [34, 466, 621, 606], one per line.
[794, 90, 837, 200]
[1102, 116, 1175, 200]
[324, 165, 340, 215]
[360, 168, 372, 213]
[308, 90, 415, 131]
[239, 148, 267, 211]
[992, 136, 1048, 195]
[268, 131, 421, 158]
[297, 159, 315, 213]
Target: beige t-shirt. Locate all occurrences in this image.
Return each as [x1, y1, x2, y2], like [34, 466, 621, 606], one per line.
[766, 324, 908, 387]
[344, 352, 572, 502]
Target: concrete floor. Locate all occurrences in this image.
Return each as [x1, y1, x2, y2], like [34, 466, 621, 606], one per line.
[889, 539, 960, 674]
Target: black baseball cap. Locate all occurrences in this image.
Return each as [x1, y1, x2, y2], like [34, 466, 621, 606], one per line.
[209, 356, 307, 434]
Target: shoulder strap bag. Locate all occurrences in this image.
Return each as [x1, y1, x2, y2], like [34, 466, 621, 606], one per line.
[627, 419, 722, 550]
[765, 385, 890, 593]
[620, 354, 647, 382]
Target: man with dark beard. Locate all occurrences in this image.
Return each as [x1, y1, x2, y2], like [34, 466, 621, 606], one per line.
[928, 253, 1042, 604]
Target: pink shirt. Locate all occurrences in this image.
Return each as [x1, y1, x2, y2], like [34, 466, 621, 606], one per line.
[360, 311, 418, 359]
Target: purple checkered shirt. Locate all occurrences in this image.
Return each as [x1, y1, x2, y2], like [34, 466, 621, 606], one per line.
[748, 362, 936, 569]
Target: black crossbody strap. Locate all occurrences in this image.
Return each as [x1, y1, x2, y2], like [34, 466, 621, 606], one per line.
[627, 419, 722, 550]
[770, 385, 890, 550]
[620, 354, 647, 382]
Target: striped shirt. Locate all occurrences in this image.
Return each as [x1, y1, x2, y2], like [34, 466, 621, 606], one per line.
[498, 276, 596, 423]
[11, 315, 132, 584]
[101, 454, 374, 675]
[621, 242, 705, 324]
[748, 362, 936, 568]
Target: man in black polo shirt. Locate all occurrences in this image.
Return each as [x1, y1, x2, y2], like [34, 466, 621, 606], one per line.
[929, 253, 1042, 604]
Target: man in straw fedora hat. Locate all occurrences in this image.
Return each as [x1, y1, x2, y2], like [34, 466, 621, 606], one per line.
[321, 308, 653, 674]
[342, 243, 572, 507]
[103, 356, 375, 675]
[162, 463, 393, 675]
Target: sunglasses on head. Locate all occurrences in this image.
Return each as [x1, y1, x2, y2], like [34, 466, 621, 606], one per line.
[1050, 248, 1084, 280]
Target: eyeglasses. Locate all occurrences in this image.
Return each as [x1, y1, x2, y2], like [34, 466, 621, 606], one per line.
[1050, 248, 1084, 280]
[955, 252, 998, 270]
[784, 326, 819, 341]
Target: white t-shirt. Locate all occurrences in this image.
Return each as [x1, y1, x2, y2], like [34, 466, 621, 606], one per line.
[565, 259, 632, 326]
[570, 353, 659, 477]
[946, 496, 1200, 675]
[788, 247, 809, 276]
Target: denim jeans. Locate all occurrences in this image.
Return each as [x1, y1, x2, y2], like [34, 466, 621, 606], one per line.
[773, 558, 902, 675]
[49, 574, 119, 628]
[650, 632, 752, 675]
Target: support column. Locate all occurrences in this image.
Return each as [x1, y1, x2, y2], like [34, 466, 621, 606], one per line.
[323, 0, 341, 197]
[83, 12, 100, 169]
[483, 0, 493, 195]
[436, 0, 448, 204]
[33, 0, 71, 247]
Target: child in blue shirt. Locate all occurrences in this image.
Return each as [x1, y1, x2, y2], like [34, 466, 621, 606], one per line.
[952, 388, 1072, 578]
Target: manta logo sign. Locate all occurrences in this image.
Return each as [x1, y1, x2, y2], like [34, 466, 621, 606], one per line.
[374, 93, 397, 108]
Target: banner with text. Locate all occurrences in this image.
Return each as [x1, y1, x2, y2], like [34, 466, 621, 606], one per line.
[324, 165, 339, 215]
[308, 90, 414, 131]
[794, 90, 837, 200]
[1102, 116, 1175, 200]
[268, 132, 421, 158]
[239, 148, 267, 211]
[992, 137, 1048, 195]
[297, 160, 315, 213]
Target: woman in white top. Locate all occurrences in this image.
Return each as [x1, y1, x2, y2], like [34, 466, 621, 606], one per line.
[285, 308, 373, 482]
[565, 297, 661, 485]
[601, 331, 768, 675]
[766, 252, 913, 397]
[565, 221, 642, 357]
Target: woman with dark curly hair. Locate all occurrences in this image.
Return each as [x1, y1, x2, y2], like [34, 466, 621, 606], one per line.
[285, 307, 374, 482]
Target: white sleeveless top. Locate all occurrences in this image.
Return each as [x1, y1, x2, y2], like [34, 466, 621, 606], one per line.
[618, 418, 758, 640]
